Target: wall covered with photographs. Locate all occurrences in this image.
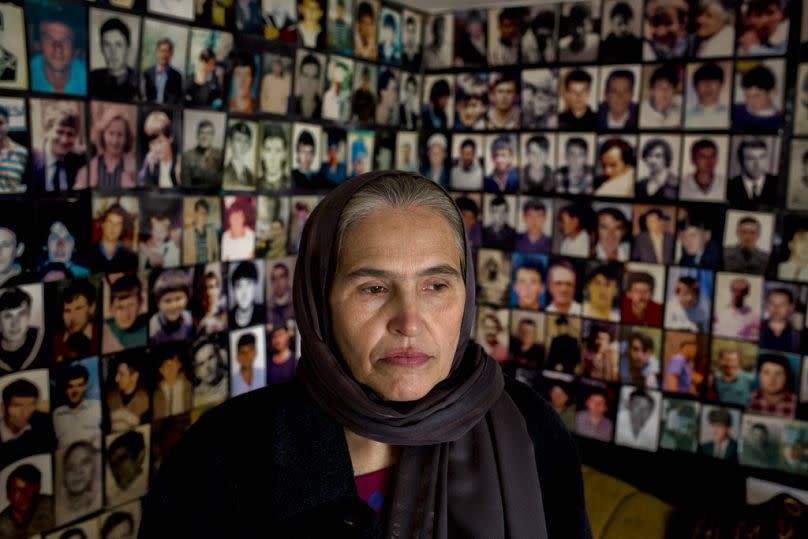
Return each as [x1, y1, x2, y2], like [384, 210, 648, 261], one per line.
[3, 0, 808, 536]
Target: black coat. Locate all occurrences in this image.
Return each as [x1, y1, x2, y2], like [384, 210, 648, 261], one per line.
[140, 377, 591, 538]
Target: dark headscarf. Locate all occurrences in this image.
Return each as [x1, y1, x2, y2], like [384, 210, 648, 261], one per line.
[294, 171, 547, 538]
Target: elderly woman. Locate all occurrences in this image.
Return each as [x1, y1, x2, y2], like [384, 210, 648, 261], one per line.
[76, 106, 137, 189]
[140, 172, 589, 537]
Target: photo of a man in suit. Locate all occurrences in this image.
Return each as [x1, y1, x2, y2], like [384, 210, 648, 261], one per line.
[726, 138, 778, 209]
[31, 102, 86, 193]
[698, 407, 737, 460]
[723, 215, 769, 274]
[597, 69, 639, 130]
[632, 208, 674, 264]
[141, 38, 183, 105]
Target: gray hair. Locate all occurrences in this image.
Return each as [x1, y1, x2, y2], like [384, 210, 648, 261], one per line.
[336, 174, 466, 276]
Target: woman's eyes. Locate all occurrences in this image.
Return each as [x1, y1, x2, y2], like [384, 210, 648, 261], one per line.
[359, 282, 450, 295]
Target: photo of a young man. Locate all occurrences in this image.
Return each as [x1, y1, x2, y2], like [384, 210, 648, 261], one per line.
[708, 339, 757, 406]
[597, 66, 640, 130]
[353, 0, 379, 61]
[635, 135, 681, 201]
[582, 261, 622, 322]
[101, 273, 148, 354]
[350, 63, 377, 126]
[228, 260, 265, 329]
[0, 4, 29, 91]
[487, 7, 524, 65]
[99, 501, 141, 539]
[0, 99, 29, 195]
[620, 264, 665, 327]
[29, 99, 87, 194]
[0, 456, 55, 536]
[659, 397, 700, 450]
[558, 2, 600, 63]
[51, 278, 100, 363]
[580, 319, 620, 381]
[675, 206, 723, 269]
[401, 10, 423, 70]
[183, 28, 233, 110]
[148, 269, 194, 345]
[27, 0, 87, 96]
[643, 0, 689, 60]
[484, 134, 519, 194]
[229, 326, 266, 397]
[777, 216, 808, 282]
[575, 383, 615, 442]
[454, 10, 486, 67]
[545, 259, 583, 315]
[377, 7, 401, 64]
[150, 344, 193, 420]
[726, 136, 779, 209]
[328, 0, 353, 55]
[182, 198, 221, 267]
[399, 73, 421, 130]
[521, 69, 558, 129]
[722, 210, 773, 274]
[509, 253, 546, 311]
[454, 73, 487, 131]
[423, 13, 452, 70]
[787, 139, 808, 210]
[554, 135, 595, 195]
[180, 110, 225, 189]
[190, 334, 229, 409]
[631, 206, 675, 264]
[515, 197, 553, 255]
[0, 371, 55, 469]
[104, 425, 150, 506]
[553, 200, 592, 258]
[449, 135, 484, 192]
[33, 196, 91, 281]
[615, 386, 662, 451]
[290, 123, 321, 190]
[739, 415, 783, 470]
[191, 263, 227, 335]
[545, 313, 582, 372]
[297, 0, 326, 49]
[508, 311, 545, 387]
[53, 438, 102, 526]
[662, 333, 709, 396]
[558, 67, 598, 130]
[318, 128, 347, 188]
[663, 266, 712, 333]
[684, 61, 731, 129]
[52, 357, 102, 448]
[639, 63, 684, 129]
[321, 57, 353, 123]
[482, 194, 516, 251]
[487, 71, 520, 130]
[259, 122, 292, 192]
[521, 7, 558, 64]
[592, 204, 631, 262]
[226, 51, 259, 114]
[732, 60, 784, 131]
[748, 352, 799, 418]
[137, 196, 181, 271]
[421, 75, 454, 130]
[759, 283, 803, 353]
[698, 405, 740, 460]
[593, 136, 635, 198]
[259, 53, 292, 115]
[139, 20, 188, 105]
[88, 9, 140, 101]
[222, 120, 258, 191]
[679, 135, 728, 202]
[293, 51, 325, 120]
[103, 352, 149, 432]
[600, 0, 643, 62]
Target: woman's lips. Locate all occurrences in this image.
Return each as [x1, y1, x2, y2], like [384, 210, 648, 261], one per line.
[381, 351, 431, 366]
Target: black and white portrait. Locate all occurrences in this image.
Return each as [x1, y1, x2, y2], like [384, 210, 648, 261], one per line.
[88, 9, 141, 101]
[293, 50, 325, 120]
[399, 72, 421, 130]
[453, 10, 487, 67]
[482, 194, 517, 251]
[599, 0, 643, 62]
[98, 500, 141, 539]
[266, 256, 296, 328]
[229, 325, 267, 397]
[643, 0, 689, 60]
[104, 424, 150, 507]
[487, 7, 525, 66]
[726, 136, 780, 209]
[190, 333, 229, 409]
[635, 134, 681, 201]
[0, 284, 47, 374]
[0, 4, 28, 91]
[180, 109, 226, 188]
[222, 120, 258, 191]
[423, 13, 453, 70]
[400, 10, 423, 70]
[721, 210, 774, 274]
[554, 133, 596, 196]
[258, 121, 292, 192]
[614, 385, 662, 451]
[679, 134, 728, 203]
[54, 439, 102, 526]
[558, 1, 601, 63]
[521, 69, 558, 130]
[521, 6, 558, 64]
[291, 123, 322, 190]
[520, 133, 556, 195]
[227, 259, 266, 329]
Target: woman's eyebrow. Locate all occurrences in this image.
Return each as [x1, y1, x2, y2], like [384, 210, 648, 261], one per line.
[344, 264, 462, 281]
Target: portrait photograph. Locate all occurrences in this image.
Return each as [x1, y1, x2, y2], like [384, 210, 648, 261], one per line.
[449, 134, 484, 192]
[663, 266, 713, 333]
[347, 129, 375, 177]
[487, 7, 526, 66]
[136, 106, 182, 189]
[147, 268, 193, 346]
[296, 0, 326, 49]
[258, 121, 292, 192]
[395, 131, 419, 173]
[321, 56, 353, 123]
[575, 380, 616, 442]
[100, 272, 149, 354]
[0, 3, 28, 91]
[0, 453, 54, 536]
[220, 195, 256, 262]
[740, 413, 784, 470]
[779, 421, 808, 474]
[378, 6, 401, 65]
[376, 68, 400, 126]
[593, 135, 636, 198]
[554, 134, 596, 196]
[736, 0, 790, 56]
[54, 437, 102, 526]
[88, 8, 141, 101]
[521, 69, 558, 130]
[643, 0, 689, 60]
[222, 119, 259, 192]
[748, 352, 800, 418]
[557, 66, 599, 130]
[148, 344, 193, 421]
[318, 127, 347, 187]
[0, 283, 45, 375]
[148, 0, 195, 20]
[422, 74, 454, 130]
[579, 319, 620, 381]
[288, 195, 321, 254]
[260, 53, 293, 115]
[453, 72, 487, 131]
[227, 259, 265, 329]
[618, 325, 662, 387]
[596, 64, 641, 131]
[639, 63, 685, 129]
[98, 500, 141, 539]
[726, 135, 780, 209]
[267, 320, 296, 385]
[663, 333, 708, 398]
[689, 0, 735, 58]
[709, 337, 758, 407]
[373, 129, 394, 172]
[190, 333, 229, 409]
[188, 263, 225, 338]
[26, 0, 87, 97]
[102, 350, 150, 432]
[353, 0, 379, 60]
[519, 133, 556, 195]
[82, 101, 138, 191]
[635, 134, 681, 201]
[507, 310, 545, 387]
[722, 210, 774, 274]
[659, 397, 701, 452]
[732, 58, 785, 131]
[180, 109, 226, 189]
[600, 0, 643, 62]
[514, 196, 553, 255]
[630, 205, 676, 265]
[0, 97, 29, 195]
[50, 354, 102, 446]
[104, 424, 150, 507]
[794, 64, 808, 135]
[33, 195, 92, 283]
[522, 6, 558, 64]
[328, 0, 353, 54]
[139, 18, 189, 105]
[229, 324, 267, 397]
[477, 248, 511, 307]
[351, 62, 377, 126]
[181, 196, 221, 267]
[545, 311, 583, 373]
[698, 404, 741, 461]
[712, 272, 764, 342]
[558, 2, 601, 63]
[0, 370, 52, 475]
[453, 9, 487, 67]
[399, 72, 421, 130]
[482, 193, 517, 251]
[226, 50, 260, 114]
[674, 204, 724, 269]
[620, 262, 665, 327]
[679, 134, 729, 203]
[138, 195, 182, 272]
[484, 133, 519, 194]
[614, 385, 662, 452]
[591, 202, 632, 262]
[423, 13, 453, 70]
[293, 50, 325, 120]
[683, 60, 732, 130]
[0, 197, 30, 288]
[475, 306, 510, 363]
[265, 256, 296, 329]
[291, 122, 322, 190]
[28, 98, 87, 194]
[759, 281, 805, 354]
[582, 261, 623, 322]
[487, 71, 520, 130]
[777, 215, 808, 283]
[540, 376, 576, 429]
[184, 28, 233, 110]
[401, 10, 423, 70]
[553, 199, 593, 257]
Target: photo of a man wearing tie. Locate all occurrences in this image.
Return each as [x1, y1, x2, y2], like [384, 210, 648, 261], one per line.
[726, 137, 778, 209]
[30, 100, 87, 193]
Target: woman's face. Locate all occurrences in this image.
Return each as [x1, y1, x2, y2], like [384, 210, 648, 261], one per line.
[103, 118, 128, 158]
[329, 207, 466, 401]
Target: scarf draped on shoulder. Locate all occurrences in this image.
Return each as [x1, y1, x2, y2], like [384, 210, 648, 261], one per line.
[293, 171, 547, 538]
